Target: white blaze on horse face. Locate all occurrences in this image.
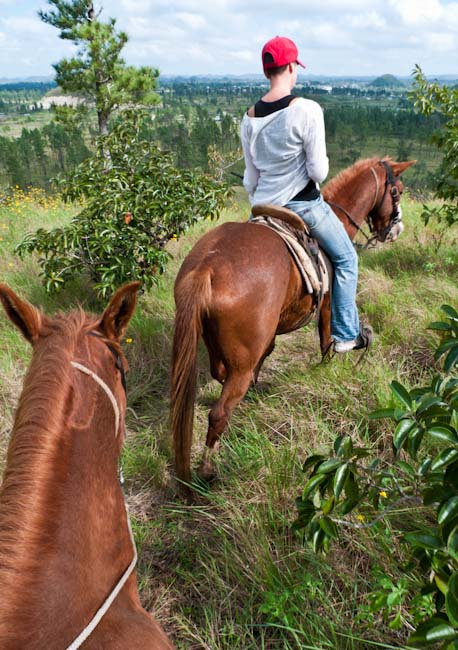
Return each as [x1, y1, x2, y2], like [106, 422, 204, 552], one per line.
[386, 205, 404, 242]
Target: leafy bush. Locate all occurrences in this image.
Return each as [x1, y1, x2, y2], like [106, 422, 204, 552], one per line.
[16, 111, 231, 297]
[294, 304, 458, 646]
[411, 66, 458, 233]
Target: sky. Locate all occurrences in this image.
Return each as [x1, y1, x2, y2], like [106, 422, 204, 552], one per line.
[1, 0, 458, 79]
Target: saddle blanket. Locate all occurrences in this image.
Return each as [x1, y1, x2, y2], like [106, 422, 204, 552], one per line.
[250, 208, 330, 300]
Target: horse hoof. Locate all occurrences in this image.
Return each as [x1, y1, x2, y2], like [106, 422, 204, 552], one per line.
[197, 461, 217, 483]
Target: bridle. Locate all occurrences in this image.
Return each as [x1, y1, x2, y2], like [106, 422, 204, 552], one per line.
[328, 160, 402, 249]
[66, 331, 136, 650]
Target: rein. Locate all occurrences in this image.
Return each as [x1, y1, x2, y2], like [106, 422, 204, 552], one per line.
[65, 358, 137, 650]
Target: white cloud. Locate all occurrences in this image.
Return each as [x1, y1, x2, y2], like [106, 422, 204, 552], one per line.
[425, 31, 457, 52]
[176, 12, 207, 29]
[231, 49, 254, 62]
[389, 0, 443, 25]
[1, 0, 458, 78]
[349, 10, 386, 29]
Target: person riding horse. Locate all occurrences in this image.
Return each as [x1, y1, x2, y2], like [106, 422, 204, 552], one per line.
[240, 35, 373, 353]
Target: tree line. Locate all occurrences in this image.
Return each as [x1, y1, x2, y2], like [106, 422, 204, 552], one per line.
[0, 85, 444, 191]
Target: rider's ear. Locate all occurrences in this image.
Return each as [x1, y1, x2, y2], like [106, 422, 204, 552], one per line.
[391, 160, 416, 176]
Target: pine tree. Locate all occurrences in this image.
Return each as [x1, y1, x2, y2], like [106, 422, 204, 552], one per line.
[40, 1, 159, 135]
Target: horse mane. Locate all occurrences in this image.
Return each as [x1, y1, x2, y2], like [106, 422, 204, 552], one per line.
[323, 156, 392, 199]
[0, 308, 98, 603]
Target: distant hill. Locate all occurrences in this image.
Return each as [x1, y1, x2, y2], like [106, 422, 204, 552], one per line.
[369, 74, 406, 88]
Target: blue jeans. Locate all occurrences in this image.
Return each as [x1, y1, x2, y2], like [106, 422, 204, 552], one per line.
[285, 196, 359, 343]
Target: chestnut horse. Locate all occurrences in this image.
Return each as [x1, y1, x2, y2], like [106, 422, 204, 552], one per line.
[171, 158, 415, 487]
[0, 283, 173, 649]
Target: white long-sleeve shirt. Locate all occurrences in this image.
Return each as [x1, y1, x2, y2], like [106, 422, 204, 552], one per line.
[240, 97, 329, 206]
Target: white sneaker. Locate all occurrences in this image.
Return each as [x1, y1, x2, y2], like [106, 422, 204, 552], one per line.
[334, 338, 358, 353]
[334, 325, 374, 354]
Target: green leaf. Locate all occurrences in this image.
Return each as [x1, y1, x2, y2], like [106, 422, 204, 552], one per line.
[333, 436, 344, 454]
[442, 305, 458, 320]
[302, 454, 325, 473]
[390, 380, 412, 409]
[438, 496, 458, 526]
[447, 574, 458, 627]
[419, 458, 433, 476]
[429, 321, 453, 331]
[340, 437, 354, 458]
[408, 426, 425, 460]
[295, 497, 316, 517]
[409, 618, 458, 645]
[435, 573, 450, 596]
[394, 419, 417, 450]
[428, 425, 458, 445]
[396, 459, 416, 477]
[319, 516, 338, 539]
[416, 394, 445, 416]
[432, 448, 458, 471]
[424, 485, 449, 506]
[445, 347, 458, 373]
[345, 473, 360, 501]
[302, 474, 326, 500]
[448, 527, 458, 559]
[312, 528, 325, 554]
[404, 532, 442, 550]
[322, 496, 335, 515]
[316, 458, 343, 474]
[340, 498, 359, 515]
[333, 463, 349, 499]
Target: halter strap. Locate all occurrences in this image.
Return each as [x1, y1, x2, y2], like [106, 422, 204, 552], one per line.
[65, 360, 137, 650]
[70, 360, 121, 437]
[65, 508, 137, 650]
[368, 167, 379, 212]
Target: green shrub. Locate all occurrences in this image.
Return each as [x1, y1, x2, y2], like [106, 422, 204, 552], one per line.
[411, 66, 458, 236]
[16, 111, 230, 297]
[294, 304, 458, 646]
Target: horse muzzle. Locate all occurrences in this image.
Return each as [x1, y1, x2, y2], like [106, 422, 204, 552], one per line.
[381, 206, 404, 243]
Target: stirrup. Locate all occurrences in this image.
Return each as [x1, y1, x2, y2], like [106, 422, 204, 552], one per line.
[353, 324, 374, 351]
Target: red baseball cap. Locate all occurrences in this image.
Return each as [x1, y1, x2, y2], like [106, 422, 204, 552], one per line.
[262, 36, 306, 70]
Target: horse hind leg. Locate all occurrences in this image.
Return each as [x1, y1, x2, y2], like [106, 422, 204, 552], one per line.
[198, 367, 253, 481]
[204, 327, 227, 384]
[253, 337, 275, 384]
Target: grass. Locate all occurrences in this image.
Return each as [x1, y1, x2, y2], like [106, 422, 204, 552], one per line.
[0, 186, 457, 648]
[0, 110, 54, 138]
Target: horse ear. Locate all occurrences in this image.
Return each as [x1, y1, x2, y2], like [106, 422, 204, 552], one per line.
[0, 284, 43, 344]
[99, 281, 141, 341]
[391, 160, 416, 176]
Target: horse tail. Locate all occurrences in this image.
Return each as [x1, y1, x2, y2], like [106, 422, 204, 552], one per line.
[171, 268, 212, 487]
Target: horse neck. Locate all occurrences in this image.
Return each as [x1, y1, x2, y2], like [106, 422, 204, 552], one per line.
[325, 167, 378, 241]
[0, 333, 133, 642]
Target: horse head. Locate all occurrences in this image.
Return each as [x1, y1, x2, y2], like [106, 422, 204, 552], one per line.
[368, 159, 416, 243]
[0, 282, 140, 452]
[0, 282, 177, 650]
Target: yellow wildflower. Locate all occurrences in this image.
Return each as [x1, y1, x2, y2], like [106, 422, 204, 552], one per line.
[356, 514, 365, 522]
[379, 491, 388, 498]
[125, 337, 133, 344]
